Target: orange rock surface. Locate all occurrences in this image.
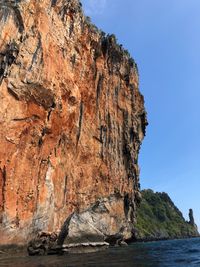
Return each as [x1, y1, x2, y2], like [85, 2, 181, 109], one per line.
[0, 0, 147, 245]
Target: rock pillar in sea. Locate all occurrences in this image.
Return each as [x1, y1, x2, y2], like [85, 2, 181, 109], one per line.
[189, 209, 195, 226]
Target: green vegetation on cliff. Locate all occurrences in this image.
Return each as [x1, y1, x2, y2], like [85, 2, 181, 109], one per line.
[135, 190, 199, 240]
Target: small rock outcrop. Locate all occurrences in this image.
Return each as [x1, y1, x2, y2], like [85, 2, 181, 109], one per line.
[189, 209, 195, 226]
[58, 194, 132, 246]
[135, 190, 199, 241]
[0, 0, 147, 246]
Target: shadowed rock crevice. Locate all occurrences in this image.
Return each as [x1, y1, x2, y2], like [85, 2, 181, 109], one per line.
[76, 100, 83, 146]
[0, 42, 19, 83]
[0, 167, 6, 216]
[0, 1, 24, 33]
[29, 34, 43, 71]
[122, 110, 135, 180]
[96, 74, 104, 109]
[51, 0, 58, 7]
[8, 83, 55, 109]
[57, 213, 74, 246]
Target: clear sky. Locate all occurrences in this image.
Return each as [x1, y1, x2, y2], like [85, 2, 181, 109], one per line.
[81, 0, 200, 228]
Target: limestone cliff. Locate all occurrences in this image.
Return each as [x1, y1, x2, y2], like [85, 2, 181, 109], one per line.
[0, 0, 147, 246]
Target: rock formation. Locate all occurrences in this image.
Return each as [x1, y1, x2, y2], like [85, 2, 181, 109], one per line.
[0, 0, 147, 246]
[189, 209, 195, 226]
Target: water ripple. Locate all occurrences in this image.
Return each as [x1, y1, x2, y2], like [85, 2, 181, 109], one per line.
[1, 238, 200, 267]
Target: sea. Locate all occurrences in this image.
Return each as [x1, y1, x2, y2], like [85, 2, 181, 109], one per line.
[1, 238, 200, 267]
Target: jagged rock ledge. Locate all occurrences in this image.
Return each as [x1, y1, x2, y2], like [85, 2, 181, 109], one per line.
[28, 234, 110, 255]
[28, 194, 130, 255]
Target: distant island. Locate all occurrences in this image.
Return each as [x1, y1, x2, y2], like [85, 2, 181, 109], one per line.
[135, 190, 199, 241]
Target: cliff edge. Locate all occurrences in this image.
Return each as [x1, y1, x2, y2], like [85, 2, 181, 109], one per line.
[0, 0, 147, 247]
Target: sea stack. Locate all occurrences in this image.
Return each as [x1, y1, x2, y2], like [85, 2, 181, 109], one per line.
[189, 209, 195, 226]
[0, 0, 147, 247]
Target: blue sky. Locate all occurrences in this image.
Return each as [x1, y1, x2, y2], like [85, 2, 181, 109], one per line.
[81, 0, 200, 228]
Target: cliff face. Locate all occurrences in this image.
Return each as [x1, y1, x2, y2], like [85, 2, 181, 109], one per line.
[0, 0, 147, 245]
[135, 190, 199, 241]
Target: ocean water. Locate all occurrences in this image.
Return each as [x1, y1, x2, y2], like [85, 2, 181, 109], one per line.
[1, 238, 200, 267]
